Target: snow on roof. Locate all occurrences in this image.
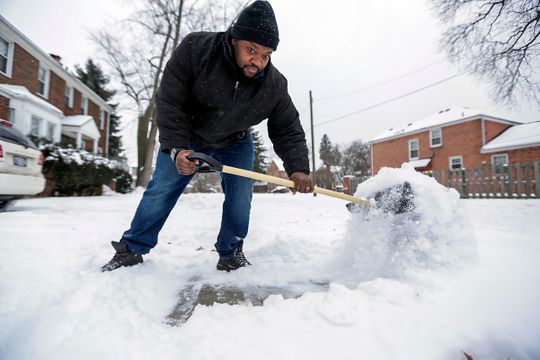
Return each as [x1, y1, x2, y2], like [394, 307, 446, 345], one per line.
[481, 121, 540, 153]
[271, 158, 285, 171]
[370, 106, 517, 143]
[62, 115, 94, 127]
[405, 158, 431, 169]
[62, 115, 100, 139]
[0, 84, 63, 116]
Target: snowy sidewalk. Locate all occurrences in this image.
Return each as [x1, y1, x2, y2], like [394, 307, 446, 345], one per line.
[1, 192, 539, 359]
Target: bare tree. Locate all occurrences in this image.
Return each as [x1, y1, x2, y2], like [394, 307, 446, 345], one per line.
[93, 0, 246, 186]
[432, 0, 540, 105]
[340, 140, 370, 177]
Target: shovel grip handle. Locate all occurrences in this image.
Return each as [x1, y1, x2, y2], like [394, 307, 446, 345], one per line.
[186, 152, 223, 172]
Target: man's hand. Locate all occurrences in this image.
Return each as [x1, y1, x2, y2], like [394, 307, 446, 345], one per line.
[175, 149, 199, 175]
[289, 172, 313, 194]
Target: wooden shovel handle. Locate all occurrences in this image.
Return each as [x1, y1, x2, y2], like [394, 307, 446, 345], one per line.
[222, 165, 370, 206]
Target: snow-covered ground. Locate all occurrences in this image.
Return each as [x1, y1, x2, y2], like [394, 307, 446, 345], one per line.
[1, 175, 539, 359]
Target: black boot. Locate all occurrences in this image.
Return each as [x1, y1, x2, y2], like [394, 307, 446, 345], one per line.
[216, 243, 251, 271]
[101, 241, 143, 272]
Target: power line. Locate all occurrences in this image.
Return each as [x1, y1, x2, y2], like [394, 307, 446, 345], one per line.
[315, 59, 446, 102]
[316, 71, 469, 127]
[298, 104, 310, 116]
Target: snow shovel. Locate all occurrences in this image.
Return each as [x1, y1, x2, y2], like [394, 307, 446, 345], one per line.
[186, 152, 414, 215]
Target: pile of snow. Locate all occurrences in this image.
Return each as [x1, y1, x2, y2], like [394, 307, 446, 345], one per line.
[331, 165, 477, 286]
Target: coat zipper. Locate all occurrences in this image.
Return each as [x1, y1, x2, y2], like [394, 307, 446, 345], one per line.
[233, 81, 239, 102]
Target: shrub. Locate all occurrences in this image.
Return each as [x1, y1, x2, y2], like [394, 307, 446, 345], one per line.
[40, 145, 133, 196]
[112, 168, 133, 194]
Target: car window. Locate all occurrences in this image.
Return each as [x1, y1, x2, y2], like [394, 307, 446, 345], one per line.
[0, 122, 38, 149]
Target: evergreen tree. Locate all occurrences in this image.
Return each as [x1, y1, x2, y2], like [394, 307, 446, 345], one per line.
[332, 144, 342, 166]
[319, 134, 341, 166]
[75, 59, 115, 101]
[252, 130, 268, 173]
[75, 59, 122, 157]
[107, 105, 123, 158]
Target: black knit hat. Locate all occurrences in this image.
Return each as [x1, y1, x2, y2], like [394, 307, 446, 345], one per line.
[231, 1, 279, 50]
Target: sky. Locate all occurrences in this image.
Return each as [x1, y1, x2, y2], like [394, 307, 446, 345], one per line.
[1, 0, 539, 165]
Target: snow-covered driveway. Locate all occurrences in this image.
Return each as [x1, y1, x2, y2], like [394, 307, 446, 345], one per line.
[1, 190, 539, 359]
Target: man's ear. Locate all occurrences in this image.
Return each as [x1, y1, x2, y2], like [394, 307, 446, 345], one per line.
[231, 38, 238, 47]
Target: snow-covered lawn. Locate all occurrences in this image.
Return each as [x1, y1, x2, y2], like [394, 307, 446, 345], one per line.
[1, 188, 539, 359]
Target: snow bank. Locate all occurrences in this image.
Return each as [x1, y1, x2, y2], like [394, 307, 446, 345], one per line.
[331, 165, 477, 286]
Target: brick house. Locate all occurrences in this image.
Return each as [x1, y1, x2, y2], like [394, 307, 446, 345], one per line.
[266, 158, 288, 191]
[0, 15, 113, 154]
[369, 106, 540, 175]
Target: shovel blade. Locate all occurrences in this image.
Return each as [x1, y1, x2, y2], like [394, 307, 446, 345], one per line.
[346, 181, 415, 215]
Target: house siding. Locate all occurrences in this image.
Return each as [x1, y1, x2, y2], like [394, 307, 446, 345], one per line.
[48, 70, 67, 112]
[371, 118, 515, 174]
[0, 43, 39, 93]
[87, 99, 107, 152]
[491, 147, 540, 164]
[71, 89, 83, 116]
[267, 161, 288, 191]
[0, 95, 9, 119]
[484, 120, 510, 143]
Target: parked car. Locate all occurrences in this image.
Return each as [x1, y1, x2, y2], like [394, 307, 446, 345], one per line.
[270, 185, 291, 193]
[0, 119, 45, 211]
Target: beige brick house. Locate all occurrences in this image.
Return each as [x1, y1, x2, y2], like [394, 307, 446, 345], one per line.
[369, 106, 540, 175]
[0, 15, 113, 155]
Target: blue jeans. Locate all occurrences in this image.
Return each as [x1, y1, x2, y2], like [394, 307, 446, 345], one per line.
[121, 135, 254, 260]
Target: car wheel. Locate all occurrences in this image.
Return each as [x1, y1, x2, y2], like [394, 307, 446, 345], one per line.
[0, 200, 16, 212]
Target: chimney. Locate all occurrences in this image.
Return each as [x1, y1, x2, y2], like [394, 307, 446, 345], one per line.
[49, 53, 62, 64]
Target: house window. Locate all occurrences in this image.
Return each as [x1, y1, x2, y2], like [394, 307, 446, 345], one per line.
[408, 139, 419, 160]
[0, 35, 13, 77]
[38, 65, 49, 97]
[81, 96, 88, 115]
[65, 86, 74, 108]
[430, 128, 442, 147]
[99, 109, 105, 129]
[492, 154, 509, 175]
[31, 115, 42, 137]
[47, 122, 56, 141]
[449, 156, 463, 170]
[8, 108, 15, 124]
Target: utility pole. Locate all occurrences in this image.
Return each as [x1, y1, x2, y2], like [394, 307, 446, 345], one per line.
[309, 90, 316, 196]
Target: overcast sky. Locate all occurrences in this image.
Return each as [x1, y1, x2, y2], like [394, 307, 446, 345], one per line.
[1, 0, 538, 165]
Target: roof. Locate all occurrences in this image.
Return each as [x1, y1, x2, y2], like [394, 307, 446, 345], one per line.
[62, 115, 100, 139]
[405, 158, 431, 168]
[62, 115, 94, 127]
[271, 158, 285, 171]
[370, 106, 519, 143]
[0, 84, 63, 115]
[481, 121, 540, 153]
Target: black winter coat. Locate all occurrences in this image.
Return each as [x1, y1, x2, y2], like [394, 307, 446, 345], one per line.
[156, 31, 310, 175]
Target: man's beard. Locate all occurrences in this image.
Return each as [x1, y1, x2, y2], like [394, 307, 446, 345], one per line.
[242, 65, 261, 77]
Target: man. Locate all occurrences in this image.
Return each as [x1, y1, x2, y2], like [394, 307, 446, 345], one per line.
[102, 0, 312, 272]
